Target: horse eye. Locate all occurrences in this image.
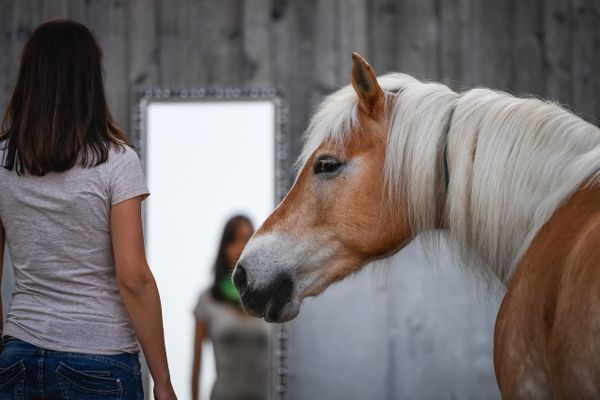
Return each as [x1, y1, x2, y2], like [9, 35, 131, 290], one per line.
[313, 156, 343, 175]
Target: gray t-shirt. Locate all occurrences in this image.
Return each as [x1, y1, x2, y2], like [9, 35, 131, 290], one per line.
[194, 290, 269, 400]
[0, 141, 149, 354]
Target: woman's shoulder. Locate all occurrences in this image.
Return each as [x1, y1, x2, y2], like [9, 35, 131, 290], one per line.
[194, 289, 216, 322]
[106, 142, 141, 165]
[104, 142, 149, 206]
[196, 289, 215, 307]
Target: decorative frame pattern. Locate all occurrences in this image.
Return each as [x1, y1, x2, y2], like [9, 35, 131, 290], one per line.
[134, 87, 292, 400]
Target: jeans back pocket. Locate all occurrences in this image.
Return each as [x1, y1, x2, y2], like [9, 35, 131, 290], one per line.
[56, 362, 123, 400]
[0, 360, 26, 400]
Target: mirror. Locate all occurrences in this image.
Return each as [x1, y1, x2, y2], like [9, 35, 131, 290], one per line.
[136, 88, 289, 400]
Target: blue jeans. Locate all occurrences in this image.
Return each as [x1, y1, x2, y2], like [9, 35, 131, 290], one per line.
[0, 337, 144, 400]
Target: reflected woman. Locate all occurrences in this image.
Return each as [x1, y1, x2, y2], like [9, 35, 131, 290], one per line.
[0, 20, 176, 399]
[192, 215, 268, 400]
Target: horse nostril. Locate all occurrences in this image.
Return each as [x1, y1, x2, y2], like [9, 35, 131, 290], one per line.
[232, 265, 247, 291]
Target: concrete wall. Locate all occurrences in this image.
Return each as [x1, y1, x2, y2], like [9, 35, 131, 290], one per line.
[286, 241, 504, 400]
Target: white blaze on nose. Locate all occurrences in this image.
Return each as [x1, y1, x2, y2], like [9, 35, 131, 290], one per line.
[238, 232, 296, 289]
[239, 230, 338, 294]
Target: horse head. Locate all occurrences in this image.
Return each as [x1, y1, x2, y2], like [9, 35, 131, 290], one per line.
[233, 54, 416, 322]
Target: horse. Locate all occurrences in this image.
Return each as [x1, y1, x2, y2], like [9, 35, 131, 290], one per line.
[232, 52, 600, 399]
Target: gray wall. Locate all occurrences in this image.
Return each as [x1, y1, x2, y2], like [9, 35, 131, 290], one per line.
[0, 0, 598, 157]
[287, 241, 504, 400]
[1, 1, 599, 399]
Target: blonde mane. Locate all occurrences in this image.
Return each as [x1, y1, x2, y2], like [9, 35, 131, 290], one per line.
[300, 73, 600, 283]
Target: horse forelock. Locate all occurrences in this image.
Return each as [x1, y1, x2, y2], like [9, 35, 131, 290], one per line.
[298, 73, 419, 169]
[298, 73, 600, 284]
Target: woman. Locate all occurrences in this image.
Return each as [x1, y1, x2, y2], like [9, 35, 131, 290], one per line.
[191, 215, 268, 400]
[0, 20, 176, 399]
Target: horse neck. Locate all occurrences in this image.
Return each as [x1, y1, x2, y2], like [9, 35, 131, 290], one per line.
[443, 90, 600, 283]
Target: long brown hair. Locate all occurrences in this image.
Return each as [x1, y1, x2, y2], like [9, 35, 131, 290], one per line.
[211, 215, 254, 303]
[0, 19, 129, 176]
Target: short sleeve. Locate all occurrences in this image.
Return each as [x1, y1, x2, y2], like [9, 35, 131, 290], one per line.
[108, 146, 150, 206]
[194, 291, 212, 325]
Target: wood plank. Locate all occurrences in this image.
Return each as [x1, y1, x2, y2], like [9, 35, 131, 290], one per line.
[270, 0, 294, 88]
[158, 0, 245, 87]
[337, 0, 368, 84]
[127, 0, 159, 144]
[269, 0, 318, 161]
[471, 0, 514, 90]
[67, 0, 86, 22]
[0, 0, 14, 115]
[85, 0, 129, 133]
[439, 0, 473, 89]
[313, 0, 338, 94]
[512, 0, 544, 96]
[395, 0, 439, 80]
[127, 0, 159, 88]
[157, 0, 191, 87]
[203, 0, 244, 85]
[543, 0, 573, 105]
[288, 0, 318, 161]
[369, 0, 399, 72]
[241, 0, 272, 85]
[41, 0, 68, 21]
[571, 0, 600, 124]
[10, 0, 42, 84]
[186, 0, 211, 85]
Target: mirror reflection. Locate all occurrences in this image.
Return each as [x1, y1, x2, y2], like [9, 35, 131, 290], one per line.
[142, 95, 280, 399]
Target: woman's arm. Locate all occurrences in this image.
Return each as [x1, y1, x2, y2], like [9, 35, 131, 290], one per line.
[110, 197, 176, 400]
[191, 321, 206, 400]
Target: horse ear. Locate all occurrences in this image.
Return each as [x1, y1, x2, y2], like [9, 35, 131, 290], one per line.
[351, 52, 384, 118]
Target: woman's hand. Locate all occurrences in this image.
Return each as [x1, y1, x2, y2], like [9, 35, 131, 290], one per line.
[154, 382, 178, 400]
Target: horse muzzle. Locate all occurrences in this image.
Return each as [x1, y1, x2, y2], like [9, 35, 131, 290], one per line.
[233, 264, 296, 322]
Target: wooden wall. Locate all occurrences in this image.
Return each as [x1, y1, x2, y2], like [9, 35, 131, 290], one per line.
[0, 0, 598, 160]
